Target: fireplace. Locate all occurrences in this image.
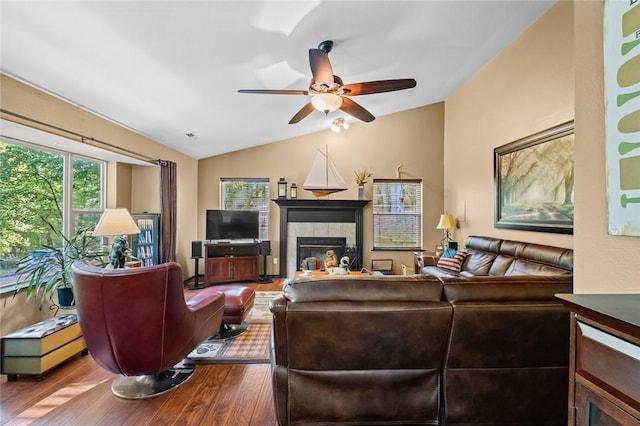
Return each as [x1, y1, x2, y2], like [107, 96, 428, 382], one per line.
[297, 237, 347, 270]
[273, 199, 370, 277]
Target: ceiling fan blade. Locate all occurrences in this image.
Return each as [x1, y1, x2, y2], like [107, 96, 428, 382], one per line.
[238, 89, 308, 95]
[289, 102, 316, 124]
[309, 49, 334, 87]
[340, 97, 375, 123]
[341, 79, 417, 96]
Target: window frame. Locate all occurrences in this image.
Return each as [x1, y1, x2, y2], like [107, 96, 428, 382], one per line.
[372, 178, 423, 251]
[0, 137, 106, 292]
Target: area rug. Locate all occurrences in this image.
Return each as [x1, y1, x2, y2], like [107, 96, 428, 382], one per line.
[187, 323, 271, 364]
[247, 291, 282, 324]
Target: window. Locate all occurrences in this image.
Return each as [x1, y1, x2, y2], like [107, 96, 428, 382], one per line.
[220, 178, 270, 241]
[372, 179, 422, 250]
[0, 138, 106, 286]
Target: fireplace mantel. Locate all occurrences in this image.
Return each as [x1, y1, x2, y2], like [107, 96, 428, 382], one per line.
[273, 199, 370, 277]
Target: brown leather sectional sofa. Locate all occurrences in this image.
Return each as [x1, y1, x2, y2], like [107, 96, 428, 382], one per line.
[269, 236, 573, 425]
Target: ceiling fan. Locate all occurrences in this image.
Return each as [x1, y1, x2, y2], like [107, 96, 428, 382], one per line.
[238, 40, 417, 124]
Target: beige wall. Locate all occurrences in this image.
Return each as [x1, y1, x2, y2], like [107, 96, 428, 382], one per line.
[445, 0, 639, 293]
[2, 0, 638, 336]
[445, 1, 575, 249]
[573, 1, 639, 293]
[198, 103, 445, 274]
[0, 75, 200, 334]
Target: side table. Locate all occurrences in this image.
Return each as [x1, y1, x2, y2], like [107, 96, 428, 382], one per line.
[413, 251, 439, 273]
[556, 294, 640, 425]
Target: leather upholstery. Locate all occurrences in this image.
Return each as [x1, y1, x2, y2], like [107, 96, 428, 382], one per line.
[423, 235, 573, 277]
[271, 275, 450, 425]
[213, 285, 256, 324]
[271, 238, 573, 425]
[71, 261, 225, 376]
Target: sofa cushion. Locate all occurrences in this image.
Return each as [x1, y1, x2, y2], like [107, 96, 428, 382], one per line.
[488, 254, 514, 276]
[464, 235, 502, 253]
[505, 258, 573, 276]
[421, 266, 461, 278]
[461, 249, 496, 275]
[437, 251, 467, 272]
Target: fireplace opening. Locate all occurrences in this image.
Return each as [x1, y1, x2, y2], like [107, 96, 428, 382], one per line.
[297, 237, 347, 271]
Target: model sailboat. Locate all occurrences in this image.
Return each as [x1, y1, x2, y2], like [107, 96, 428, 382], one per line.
[303, 146, 348, 197]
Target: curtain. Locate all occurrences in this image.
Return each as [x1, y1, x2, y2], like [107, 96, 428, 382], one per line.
[159, 160, 177, 263]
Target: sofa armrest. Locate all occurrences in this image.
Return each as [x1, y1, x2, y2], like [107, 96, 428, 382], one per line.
[269, 295, 288, 366]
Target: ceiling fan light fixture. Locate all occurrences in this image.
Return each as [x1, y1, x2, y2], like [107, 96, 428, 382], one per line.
[331, 117, 349, 133]
[311, 93, 342, 114]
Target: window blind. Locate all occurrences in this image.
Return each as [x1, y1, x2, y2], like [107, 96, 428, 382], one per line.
[372, 179, 422, 250]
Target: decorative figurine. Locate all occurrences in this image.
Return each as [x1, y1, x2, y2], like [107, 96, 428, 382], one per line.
[324, 250, 337, 270]
[109, 236, 129, 269]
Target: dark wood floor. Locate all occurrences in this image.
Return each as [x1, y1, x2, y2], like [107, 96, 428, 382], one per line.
[0, 279, 284, 426]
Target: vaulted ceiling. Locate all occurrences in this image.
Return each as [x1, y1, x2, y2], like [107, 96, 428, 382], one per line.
[1, 1, 554, 159]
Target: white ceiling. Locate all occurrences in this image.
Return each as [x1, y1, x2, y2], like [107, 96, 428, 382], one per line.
[0, 1, 554, 160]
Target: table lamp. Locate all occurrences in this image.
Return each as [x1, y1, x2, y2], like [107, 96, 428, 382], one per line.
[436, 213, 456, 249]
[93, 208, 141, 268]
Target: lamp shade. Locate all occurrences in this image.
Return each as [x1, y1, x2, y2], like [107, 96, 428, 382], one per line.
[436, 213, 456, 230]
[311, 93, 343, 114]
[93, 208, 141, 236]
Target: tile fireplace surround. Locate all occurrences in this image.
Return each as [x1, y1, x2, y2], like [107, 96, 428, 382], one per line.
[273, 199, 370, 277]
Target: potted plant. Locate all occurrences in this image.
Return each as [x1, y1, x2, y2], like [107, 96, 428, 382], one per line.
[15, 220, 107, 310]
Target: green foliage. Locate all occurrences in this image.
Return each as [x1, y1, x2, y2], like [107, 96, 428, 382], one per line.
[223, 181, 267, 210]
[0, 142, 64, 259]
[14, 219, 107, 310]
[0, 141, 104, 277]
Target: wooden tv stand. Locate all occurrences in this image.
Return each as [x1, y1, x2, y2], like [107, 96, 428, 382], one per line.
[204, 241, 259, 285]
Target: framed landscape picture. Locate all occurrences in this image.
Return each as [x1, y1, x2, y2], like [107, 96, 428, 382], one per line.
[494, 121, 575, 234]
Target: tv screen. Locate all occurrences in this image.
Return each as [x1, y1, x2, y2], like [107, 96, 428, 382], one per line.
[206, 210, 259, 241]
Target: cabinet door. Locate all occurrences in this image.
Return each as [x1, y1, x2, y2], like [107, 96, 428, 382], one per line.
[233, 256, 258, 281]
[207, 258, 234, 282]
[575, 382, 640, 425]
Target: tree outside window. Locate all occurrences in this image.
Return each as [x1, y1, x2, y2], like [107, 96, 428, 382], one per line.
[0, 140, 105, 282]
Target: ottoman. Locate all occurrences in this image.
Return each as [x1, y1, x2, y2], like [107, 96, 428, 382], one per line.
[214, 285, 256, 338]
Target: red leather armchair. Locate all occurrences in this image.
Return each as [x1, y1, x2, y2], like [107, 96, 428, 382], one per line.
[71, 261, 225, 399]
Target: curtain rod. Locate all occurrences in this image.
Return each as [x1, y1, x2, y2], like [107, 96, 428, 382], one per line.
[0, 108, 159, 165]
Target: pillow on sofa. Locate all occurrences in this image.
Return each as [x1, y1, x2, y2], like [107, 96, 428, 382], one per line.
[437, 251, 467, 272]
[441, 248, 457, 258]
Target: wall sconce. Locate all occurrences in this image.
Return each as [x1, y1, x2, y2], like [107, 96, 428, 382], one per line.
[290, 183, 298, 199]
[277, 178, 288, 199]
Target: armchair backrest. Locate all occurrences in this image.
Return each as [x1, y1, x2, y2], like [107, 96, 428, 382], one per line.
[71, 261, 200, 376]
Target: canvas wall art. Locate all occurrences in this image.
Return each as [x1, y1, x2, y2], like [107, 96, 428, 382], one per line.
[604, 0, 640, 236]
[494, 121, 574, 234]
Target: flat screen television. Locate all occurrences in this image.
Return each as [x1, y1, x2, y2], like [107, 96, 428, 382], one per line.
[206, 209, 260, 241]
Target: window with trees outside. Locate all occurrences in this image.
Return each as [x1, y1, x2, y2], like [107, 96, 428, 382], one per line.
[220, 178, 270, 241]
[372, 178, 422, 250]
[0, 138, 106, 289]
